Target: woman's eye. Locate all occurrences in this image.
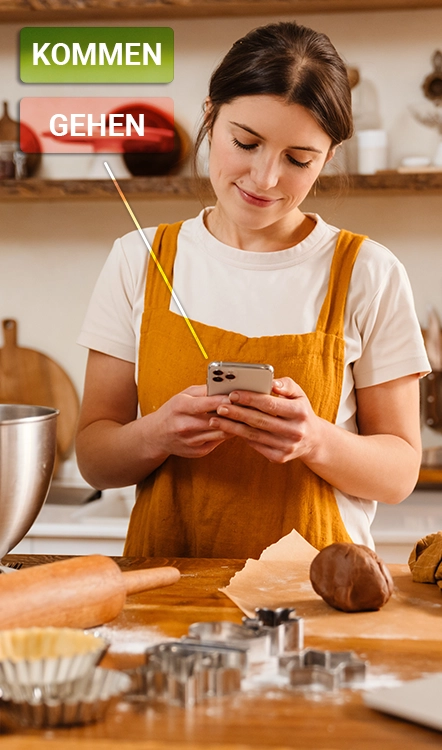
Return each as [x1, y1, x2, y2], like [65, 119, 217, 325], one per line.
[232, 137, 257, 151]
[287, 154, 311, 169]
[232, 137, 311, 168]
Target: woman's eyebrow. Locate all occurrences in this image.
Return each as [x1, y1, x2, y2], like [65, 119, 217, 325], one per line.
[230, 121, 323, 153]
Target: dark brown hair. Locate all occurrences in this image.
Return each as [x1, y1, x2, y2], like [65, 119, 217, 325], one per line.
[194, 21, 353, 174]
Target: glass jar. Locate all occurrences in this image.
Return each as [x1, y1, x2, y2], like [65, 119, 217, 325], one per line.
[0, 141, 17, 179]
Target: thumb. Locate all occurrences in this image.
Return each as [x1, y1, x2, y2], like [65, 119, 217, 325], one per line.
[272, 377, 303, 399]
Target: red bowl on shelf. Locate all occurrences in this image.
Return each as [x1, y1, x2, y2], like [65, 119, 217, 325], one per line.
[106, 102, 190, 176]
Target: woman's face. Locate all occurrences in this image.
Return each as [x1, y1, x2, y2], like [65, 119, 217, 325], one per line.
[207, 95, 334, 243]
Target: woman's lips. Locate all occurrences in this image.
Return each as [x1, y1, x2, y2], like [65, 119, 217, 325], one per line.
[235, 184, 280, 207]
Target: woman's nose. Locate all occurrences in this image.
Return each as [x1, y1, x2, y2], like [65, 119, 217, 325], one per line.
[249, 154, 280, 190]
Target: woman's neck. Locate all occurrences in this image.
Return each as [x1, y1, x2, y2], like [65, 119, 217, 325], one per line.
[204, 205, 316, 252]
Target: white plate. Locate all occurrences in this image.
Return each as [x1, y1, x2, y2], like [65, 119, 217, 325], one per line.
[364, 673, 442, 732]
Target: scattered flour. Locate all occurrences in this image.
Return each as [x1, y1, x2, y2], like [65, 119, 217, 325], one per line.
[241, 657, 404, 699]
[87, 624, 172, 653]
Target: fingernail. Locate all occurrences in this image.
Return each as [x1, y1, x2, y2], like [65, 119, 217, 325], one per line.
[217, 406, 229, 415]
[274, 380, 282, 388]
[209, 418, 219, 427]
[229, 392, 239, 402]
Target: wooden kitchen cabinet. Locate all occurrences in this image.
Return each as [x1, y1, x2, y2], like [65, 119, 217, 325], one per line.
[1, 0, 442, 22]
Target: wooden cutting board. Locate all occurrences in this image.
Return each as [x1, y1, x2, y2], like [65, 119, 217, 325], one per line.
[0, 318, 80, 467]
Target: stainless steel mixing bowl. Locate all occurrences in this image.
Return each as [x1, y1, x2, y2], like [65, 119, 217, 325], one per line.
[0, 404, 58, 556]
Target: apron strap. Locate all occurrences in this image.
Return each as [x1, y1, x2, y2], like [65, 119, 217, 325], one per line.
[316, 229, 367, 337]
[143, 221, 184, 311]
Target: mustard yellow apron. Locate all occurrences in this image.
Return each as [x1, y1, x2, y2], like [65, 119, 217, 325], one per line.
[124, 221, 366, 558]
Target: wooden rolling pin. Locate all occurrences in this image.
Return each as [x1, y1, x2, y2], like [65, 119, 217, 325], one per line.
[0, 555, 180, 629]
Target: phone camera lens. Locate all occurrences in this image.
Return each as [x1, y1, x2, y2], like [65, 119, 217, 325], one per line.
[225, 373, 236, 379]
[213, 369, 223, 376]
[212, 376, 223, 382]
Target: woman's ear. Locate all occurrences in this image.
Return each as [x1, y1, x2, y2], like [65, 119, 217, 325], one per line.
[325, 144, 338, 165]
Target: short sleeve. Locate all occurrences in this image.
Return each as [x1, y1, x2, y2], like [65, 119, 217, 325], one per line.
[352, 257, 430, 388]
[77, 228, 152, 362]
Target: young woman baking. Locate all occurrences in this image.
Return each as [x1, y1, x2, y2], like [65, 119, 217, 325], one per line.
[76, 21, 430, 558]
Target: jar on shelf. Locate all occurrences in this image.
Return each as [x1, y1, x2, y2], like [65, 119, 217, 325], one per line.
[0, 101, 41, 178]
[356, 129, 388, 174]
[0, 141, 16, 179]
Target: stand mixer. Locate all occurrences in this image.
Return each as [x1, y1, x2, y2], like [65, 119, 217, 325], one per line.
[0, 404, 58, 567]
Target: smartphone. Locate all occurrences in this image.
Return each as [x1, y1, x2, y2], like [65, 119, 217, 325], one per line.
[207, 361, 274, 396]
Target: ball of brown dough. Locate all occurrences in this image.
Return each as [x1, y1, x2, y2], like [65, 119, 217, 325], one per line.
[309, 543, 394, 612]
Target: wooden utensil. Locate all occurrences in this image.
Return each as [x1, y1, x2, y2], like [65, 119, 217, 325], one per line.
[0, 555, 180, 630]
[0, 318, 80, 465]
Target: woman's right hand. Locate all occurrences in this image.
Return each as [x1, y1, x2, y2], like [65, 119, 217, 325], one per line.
[76, 351, 231, 489]
[148, 385, 232, 460]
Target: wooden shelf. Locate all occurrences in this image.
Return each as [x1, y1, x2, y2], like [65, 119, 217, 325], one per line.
[0, 175, 210, 201]
[319, 170, 442, 196]
[0, 0, 442, 22]
[1, 171, 442, 201]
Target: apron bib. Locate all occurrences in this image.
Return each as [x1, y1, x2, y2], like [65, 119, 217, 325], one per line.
[124, 221, 366, 558]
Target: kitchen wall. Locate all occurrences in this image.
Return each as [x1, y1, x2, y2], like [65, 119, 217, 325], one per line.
[1, 8, 442, 454]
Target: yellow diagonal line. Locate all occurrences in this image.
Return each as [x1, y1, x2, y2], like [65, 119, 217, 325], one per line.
[104, 162, 208, 360]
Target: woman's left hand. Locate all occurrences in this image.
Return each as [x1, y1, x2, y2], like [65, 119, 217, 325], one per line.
[208, 377, 320, 463]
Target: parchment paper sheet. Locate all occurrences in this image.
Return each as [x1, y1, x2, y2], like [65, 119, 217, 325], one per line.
[220, 530, 442, 641]
[220, 529, 318, 618]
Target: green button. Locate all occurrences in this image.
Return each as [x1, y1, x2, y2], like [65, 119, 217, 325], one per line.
[20, 27, 174, 83]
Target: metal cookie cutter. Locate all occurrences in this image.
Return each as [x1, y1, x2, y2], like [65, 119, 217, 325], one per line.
[242, 607, 304, 655]
[279, 648, 367, 691]
[187, 621, 272, 664]
[126, 640, 247, 708]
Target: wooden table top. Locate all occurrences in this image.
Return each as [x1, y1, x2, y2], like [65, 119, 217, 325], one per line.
[2, 554, 442, 750]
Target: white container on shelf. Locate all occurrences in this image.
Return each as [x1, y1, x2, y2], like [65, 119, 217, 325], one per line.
[433, 140, 442, 167]
[356, 129, 387, 174]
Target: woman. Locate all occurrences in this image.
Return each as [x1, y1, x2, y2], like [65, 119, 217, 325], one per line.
[76, 21, 430, 558]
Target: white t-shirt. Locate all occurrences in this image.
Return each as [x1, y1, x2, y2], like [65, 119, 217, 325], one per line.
[78, 209, 430, 548]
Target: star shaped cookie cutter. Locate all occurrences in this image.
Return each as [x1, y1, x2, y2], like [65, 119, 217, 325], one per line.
[279, 648, 367, 691]
[242, 607, 305, 655]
